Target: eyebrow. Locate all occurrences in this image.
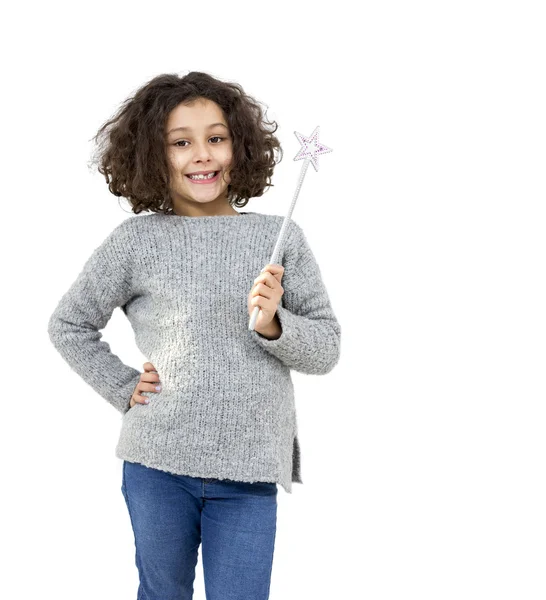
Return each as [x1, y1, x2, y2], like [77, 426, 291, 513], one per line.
[166, 123, 229, 135]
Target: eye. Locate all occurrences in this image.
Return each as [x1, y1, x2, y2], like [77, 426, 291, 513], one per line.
[174, 136, 226, 148]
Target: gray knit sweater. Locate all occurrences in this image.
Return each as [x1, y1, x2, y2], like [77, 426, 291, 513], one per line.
[47, 211, 341, 493]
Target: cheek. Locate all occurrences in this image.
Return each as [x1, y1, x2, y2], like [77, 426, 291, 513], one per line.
[221, 150, 232, 168]
[166, 152, 184, 175]
[221, 150, 233, 183]
[223, 167, 231, 185]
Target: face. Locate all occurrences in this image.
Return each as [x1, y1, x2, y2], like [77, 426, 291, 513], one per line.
[164, 98, 234, 215]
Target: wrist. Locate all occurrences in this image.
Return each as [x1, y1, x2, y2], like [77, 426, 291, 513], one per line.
[256, 313, 282, 340]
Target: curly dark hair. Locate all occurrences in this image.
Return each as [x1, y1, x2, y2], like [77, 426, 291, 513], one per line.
[88, 71, 283, 214]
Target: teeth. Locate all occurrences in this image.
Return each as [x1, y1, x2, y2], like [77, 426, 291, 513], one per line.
[188, 171, 216, 180]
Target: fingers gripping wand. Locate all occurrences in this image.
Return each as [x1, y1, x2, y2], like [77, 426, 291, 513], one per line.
[248, 126, 333, 331]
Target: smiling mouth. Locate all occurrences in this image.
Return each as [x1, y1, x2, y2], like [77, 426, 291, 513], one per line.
[185, 171, 220, 181]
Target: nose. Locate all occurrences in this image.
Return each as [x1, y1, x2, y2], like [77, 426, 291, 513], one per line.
[192, 140, 213, 162]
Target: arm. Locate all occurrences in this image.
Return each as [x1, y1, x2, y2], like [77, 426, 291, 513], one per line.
[249, 220, 341, 374]
[47, 220, 142, 415]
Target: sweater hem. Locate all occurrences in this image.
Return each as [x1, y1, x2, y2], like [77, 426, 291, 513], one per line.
[114, 448, 294, 494]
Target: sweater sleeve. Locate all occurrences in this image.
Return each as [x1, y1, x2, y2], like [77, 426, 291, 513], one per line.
[249, 219, 341, 374]
[47, 220, 142, 415]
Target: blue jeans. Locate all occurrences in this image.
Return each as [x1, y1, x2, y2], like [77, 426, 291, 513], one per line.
[121, 460, 278, 600]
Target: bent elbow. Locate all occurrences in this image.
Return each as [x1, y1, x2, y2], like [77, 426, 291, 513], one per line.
[322, 332, 341, 374]
[304, 328, 341, 375]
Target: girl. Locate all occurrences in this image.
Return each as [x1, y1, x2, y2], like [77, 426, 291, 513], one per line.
[48, 71, 341, 600]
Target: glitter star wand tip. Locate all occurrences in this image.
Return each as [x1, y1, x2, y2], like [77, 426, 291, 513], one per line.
[293, 125, 333, 171]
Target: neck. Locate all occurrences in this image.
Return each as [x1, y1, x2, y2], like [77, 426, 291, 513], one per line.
[171, 199, 240, 218]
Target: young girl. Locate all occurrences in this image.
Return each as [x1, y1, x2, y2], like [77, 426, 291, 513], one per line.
[48, 71, 341, 600]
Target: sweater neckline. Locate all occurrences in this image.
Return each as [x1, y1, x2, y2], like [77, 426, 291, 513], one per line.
[157, 211, 255, 220]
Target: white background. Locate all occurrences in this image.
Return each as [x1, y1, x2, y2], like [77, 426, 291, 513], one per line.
[2, 1, 545, 598]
